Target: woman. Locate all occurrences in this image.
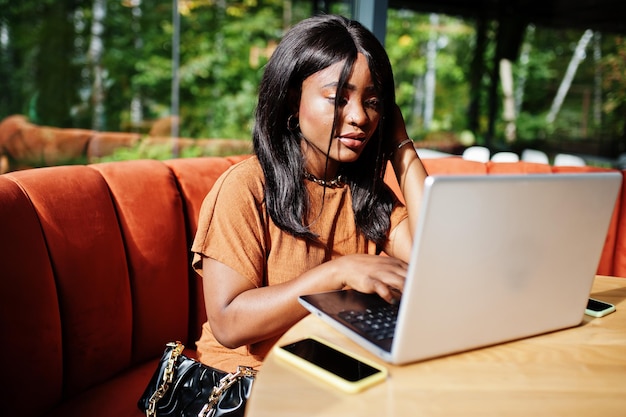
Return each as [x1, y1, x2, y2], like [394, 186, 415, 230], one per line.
[191, 14, 428, 372]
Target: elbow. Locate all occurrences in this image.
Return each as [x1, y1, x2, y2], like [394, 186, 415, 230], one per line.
[214, 334, 241, 350]
[208, 317, 246, 349]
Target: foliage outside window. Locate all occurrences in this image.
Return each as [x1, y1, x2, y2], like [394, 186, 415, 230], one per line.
[1, 0, 625, 164]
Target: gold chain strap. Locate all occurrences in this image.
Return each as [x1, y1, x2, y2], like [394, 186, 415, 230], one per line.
[146, 341, 185, 417]
[198, 366, 258, 417]
[145, 341, 257, 417]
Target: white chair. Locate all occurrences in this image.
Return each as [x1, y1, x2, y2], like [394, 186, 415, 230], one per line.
[554, 153, 586, 167]
[491, 151, 519, 162]
[416, 148, 452, 159]
[462, 146, 490, 163]
[521, 149, 549, 164]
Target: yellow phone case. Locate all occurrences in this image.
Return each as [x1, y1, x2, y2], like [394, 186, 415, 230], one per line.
[585, 298, 616, 317]
[274, 335, 388, 394]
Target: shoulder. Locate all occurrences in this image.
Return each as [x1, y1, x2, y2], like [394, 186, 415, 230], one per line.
[197, 156, 265, 224]
[212, 156, 265, 201]
[218, 155, 263, 185]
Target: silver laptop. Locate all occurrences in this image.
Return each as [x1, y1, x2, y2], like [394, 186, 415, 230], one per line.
[299, 173, 622, 365]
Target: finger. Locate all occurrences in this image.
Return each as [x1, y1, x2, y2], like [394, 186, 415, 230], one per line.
[389, 287, 403, 305]
[378, 259, 408, 289]
[372, 280, 403, 304]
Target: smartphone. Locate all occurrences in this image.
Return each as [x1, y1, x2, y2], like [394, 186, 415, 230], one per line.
[585, 298, 616, 318]
[274, 336, 388, 394]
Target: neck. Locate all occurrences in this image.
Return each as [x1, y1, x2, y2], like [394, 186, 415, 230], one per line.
[304, 162, 339, 181]
[303, 170, 345, 188]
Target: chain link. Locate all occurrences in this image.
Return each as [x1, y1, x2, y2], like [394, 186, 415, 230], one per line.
[145, 342, 257, 417]
[146, 342, 185, 417]
[197, 366, 258, 417]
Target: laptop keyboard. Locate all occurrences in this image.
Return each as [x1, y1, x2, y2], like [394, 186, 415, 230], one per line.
[338, 304, 399, 341]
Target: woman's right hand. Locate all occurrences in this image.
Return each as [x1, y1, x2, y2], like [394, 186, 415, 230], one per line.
[322, 254, 408, 304]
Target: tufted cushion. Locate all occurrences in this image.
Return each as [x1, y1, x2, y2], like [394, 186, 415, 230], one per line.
[91, 160, 190, 364]
[0, 175, 63, 416]
[6, 166, 133, 397]
[164, 155, 251, 337]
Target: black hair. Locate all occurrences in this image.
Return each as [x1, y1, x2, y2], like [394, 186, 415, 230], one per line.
[253, 14, 396, 248]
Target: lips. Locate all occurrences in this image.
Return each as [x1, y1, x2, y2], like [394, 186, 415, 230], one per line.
[337, 133, 367, 150]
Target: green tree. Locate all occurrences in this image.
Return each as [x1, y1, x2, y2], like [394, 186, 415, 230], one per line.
[601, 36, 626, 153]
[386, 9, 473, 140]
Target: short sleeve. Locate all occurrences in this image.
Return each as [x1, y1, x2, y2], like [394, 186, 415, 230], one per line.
[191, 159, 268, 287]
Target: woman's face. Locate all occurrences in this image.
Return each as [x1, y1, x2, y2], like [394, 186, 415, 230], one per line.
[297, 53, 381, 178]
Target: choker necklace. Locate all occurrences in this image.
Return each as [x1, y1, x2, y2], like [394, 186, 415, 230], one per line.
[303, 171, 345, 188]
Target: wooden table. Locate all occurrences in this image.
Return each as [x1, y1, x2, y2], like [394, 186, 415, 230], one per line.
[246, 276, 626, 417]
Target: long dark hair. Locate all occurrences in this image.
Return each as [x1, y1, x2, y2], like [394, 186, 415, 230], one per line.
[253, 14, 396, 248]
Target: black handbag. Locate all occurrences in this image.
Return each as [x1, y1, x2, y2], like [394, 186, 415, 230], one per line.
[138, 342, 257, 417]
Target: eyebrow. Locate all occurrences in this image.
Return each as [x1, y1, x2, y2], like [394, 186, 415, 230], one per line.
[322, 82, 377, 93]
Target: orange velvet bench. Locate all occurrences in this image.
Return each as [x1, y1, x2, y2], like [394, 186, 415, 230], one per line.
[0, 155, 624, 416]
[0, 156, 246, 416]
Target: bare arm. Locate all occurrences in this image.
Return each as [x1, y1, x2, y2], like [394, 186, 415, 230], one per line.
[202, 253, 407, 349]
[383, 105, 429, 262]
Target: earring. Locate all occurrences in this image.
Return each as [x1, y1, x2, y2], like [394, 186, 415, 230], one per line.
[287, 114, 300, 131]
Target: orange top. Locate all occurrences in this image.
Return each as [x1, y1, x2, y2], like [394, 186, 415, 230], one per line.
[191, 156, 407, 372]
